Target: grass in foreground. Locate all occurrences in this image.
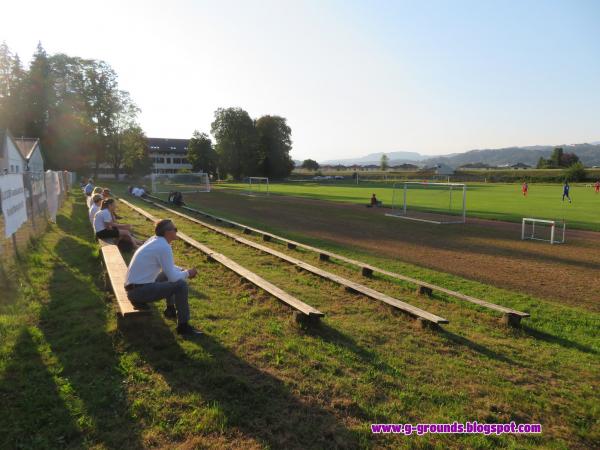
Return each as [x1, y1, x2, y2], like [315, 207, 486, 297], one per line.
[0, 195, 598, 449]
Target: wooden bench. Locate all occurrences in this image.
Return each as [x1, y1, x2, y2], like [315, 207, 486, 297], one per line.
[149, 198, 529, 328]
[99, 240, 151, 323]
[86, 195, 150, 325]
[119, 199, 324, 325]
[140, 199, 449, 328]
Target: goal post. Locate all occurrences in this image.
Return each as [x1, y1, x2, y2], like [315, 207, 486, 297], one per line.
[151, 172, 210, 194]
[385, 182, 466, 224]
[247, 177, 269, 196]
[521, 218, 566, 244]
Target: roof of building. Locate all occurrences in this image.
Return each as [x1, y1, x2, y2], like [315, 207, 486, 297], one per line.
[147, 137, 189, 154]
[14, 138, 40, 160]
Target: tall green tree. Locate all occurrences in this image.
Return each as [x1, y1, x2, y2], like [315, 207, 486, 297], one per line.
[122, 125, 152, 177]
[301, 159, 319, 171]
[380, 153, 389, 171]
[105, 90, 140, 178]
[24, 42, 52, 140]
[0, 42, 26, 134]
[550, 147, 564, 168]
[255, 115, 294, 178]
[211, 107, 258, 179]
[187, 130, 217, 176]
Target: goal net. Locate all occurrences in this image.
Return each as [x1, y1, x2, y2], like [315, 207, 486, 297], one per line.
[521, 218, 565, 244]
[386, 182, 466, 224]
[246, 177, 269, 196]
[151, 172, 210, 194]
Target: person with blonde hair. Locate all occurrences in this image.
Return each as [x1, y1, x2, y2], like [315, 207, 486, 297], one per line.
[88, 194, 103, 223]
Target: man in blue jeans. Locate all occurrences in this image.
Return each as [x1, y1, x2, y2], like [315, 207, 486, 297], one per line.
[124, 219, 201, 335]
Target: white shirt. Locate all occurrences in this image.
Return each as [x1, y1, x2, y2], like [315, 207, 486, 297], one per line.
[93, 209, 113, 233]
[132, 187, 145, 197]
[89, 203, 100, 223]
[125, 236, 189, 285]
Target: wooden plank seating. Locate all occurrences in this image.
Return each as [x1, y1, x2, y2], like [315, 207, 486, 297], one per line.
[144, 195, 529, 328]
[119, 199, 324, 324]
[86, 195, 150, 323]
[140, 199, 449, 327]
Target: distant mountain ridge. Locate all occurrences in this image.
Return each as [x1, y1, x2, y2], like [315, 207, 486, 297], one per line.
[322, 151, 426, 165]
[319, 143, 600, 167]
[421, 144, 600, 168]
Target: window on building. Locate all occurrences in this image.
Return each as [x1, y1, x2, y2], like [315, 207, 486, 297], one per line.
[166, 158, 171, 164]
[173, 158, 181, 164]
[182, 158, 188, 164]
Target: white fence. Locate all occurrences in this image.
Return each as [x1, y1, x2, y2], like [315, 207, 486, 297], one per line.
[0, 170, 75, 262]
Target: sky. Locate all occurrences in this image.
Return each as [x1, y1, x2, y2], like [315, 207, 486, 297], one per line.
[2, 0, 599, 161]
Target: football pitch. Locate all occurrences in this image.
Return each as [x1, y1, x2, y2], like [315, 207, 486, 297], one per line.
[215, 181, 600, 231]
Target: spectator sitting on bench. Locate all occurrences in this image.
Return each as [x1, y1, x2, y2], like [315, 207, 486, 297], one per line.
[168, 191, 185, 206]
[84, 178, 94, 196]
[93, 199, 141, 249]
[124, 219, 201, 336]
[367, 193, 382, 208]
[88, 194, 103, 223]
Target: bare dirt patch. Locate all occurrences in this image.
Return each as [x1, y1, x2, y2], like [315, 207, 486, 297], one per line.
[185, 189, 600, 312]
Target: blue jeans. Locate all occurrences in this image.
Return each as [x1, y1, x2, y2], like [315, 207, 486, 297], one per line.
[127, 272, 190, 325]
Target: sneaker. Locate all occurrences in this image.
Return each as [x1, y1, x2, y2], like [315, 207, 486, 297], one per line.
[176, 323, 203, 336]
[163, 305, 177, 320]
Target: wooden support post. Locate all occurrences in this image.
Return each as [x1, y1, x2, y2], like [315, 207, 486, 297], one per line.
[416, 285, 433, 297]
[293, 311, 321, 326]
[262, 234, 271, 242]
[319, 253, 330, 261]
[501, 313, 522, 328]
[416, 317, 440, 331]
[361, 267, 374, 277]
[287, 242, 297, 250]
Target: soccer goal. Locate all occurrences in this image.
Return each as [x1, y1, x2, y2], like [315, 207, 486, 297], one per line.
[151, 172, 210, 194]
[521, 218, 566, 245]
[246, 177, 269, 196]
[385, 182, 466, 224]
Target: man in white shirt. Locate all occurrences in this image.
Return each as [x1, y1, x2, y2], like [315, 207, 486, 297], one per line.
[124, 219, 200, 335]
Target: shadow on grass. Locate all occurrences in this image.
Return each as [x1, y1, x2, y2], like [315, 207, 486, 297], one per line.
[37, 204, 144, 448]
[439, 329, 521, 367]
[521, 325, 599, 356]
[0, 328, 82, 449]
[122, 315, 360, 449]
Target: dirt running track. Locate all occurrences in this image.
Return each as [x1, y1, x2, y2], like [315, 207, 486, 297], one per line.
[187, 189, 600, 312]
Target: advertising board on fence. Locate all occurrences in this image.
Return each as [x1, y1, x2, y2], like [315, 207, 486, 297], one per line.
[0, 173, 28, 238]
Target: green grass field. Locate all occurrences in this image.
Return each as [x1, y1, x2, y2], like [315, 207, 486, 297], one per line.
[1, 193, 598, 448]
[213, 181, 600, 231]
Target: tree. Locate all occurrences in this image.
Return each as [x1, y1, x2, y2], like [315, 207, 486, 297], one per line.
[536, 156, 549, 169]
[105, 90, 140, 178]
[255, 115, 294, 178]
[122, 125, 152, 177]
[563, 162, 586, 182]
[211, 107, 258, 179]
[187, 130, 217, 176]
[561, 152, 580, 167]
[24, 42, 52, 140]
[550, 147, 564, 168]
[301, 159, 320, 171]
[380, 153, 389, 171]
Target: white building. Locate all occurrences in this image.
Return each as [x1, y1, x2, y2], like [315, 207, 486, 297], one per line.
[15, 138, 44, 172]
[0, 129, 26, 174]
[148, 137, 192, 174]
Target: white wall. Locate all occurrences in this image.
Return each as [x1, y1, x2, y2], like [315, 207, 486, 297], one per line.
[1, 135, 25, 174]
[27, 147, 44, 172]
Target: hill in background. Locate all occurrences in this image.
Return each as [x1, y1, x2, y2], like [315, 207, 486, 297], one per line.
[318, 144, 600, 168]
